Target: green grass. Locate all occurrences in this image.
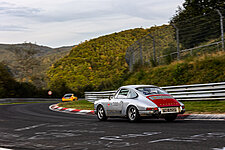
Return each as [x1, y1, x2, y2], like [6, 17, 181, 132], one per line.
[182, 101, 225, 114]
[58, 100, 94, 110]
[58, 100, 225, 114]
[0, 101, 56, 105]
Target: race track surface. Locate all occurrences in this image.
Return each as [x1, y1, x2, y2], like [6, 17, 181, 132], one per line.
[0, 103, 224, 150]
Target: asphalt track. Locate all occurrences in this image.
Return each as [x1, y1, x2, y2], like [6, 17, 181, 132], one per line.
[0, 103, 224, 150]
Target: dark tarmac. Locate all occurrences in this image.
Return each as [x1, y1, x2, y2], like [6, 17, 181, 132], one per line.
[0, 103, 224, 150]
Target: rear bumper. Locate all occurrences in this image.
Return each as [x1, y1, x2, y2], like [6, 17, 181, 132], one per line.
[139, 107, 185, 117]
[139, 110, 160, 117]
[62, 99, 73, 101]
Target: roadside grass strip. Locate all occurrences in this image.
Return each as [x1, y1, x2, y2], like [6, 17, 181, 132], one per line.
[0, 101, 57, 105]
[58, 100, 94, 110]
[182, 101, 225, 114]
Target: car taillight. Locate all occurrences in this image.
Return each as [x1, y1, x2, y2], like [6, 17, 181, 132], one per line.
[146, 108, 153, 110]
[146, 107, 158, 111]
[154, 107, 158, 111]
[182, 106, 185, 109]
[62, 97, 65, 99]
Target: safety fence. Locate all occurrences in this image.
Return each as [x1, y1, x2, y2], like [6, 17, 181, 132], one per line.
[85, 82, 225, 102]
[125, 9, 225, 71]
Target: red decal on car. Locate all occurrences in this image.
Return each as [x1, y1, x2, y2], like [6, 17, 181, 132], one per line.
[147, 94, 180, 107]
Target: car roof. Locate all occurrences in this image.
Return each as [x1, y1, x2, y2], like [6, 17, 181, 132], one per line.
[120, 85, 158, 89]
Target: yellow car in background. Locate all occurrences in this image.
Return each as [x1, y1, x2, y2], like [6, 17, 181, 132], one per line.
[62, 93, 78, 102]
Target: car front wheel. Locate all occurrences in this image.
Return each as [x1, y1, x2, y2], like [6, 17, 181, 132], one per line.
[97, 105, 108, 121]
[127, 106, 140, 122]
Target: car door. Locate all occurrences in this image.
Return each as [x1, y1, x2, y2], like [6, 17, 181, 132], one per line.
[107, 88, 129, 116]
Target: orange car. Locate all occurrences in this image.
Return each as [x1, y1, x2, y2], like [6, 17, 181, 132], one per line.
[62, 94, 78, 102]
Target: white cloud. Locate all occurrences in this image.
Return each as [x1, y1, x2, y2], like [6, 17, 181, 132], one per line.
[0, 0, 184, 47]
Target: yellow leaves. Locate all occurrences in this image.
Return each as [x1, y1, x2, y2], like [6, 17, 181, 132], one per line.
[100, 55, 107, 59]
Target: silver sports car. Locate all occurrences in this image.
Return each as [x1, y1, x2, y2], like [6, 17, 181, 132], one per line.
[94, 85, 185, 122]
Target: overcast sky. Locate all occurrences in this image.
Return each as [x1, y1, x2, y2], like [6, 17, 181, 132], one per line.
[0, 0, 184, 48]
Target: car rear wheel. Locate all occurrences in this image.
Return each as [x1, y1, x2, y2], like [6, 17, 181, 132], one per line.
[127, 106, 140, 122]
[97, 105, 108, 121]
[164, 114, 177, 122]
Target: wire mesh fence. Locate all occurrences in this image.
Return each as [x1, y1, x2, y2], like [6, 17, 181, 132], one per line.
[126, 9, 225, 71]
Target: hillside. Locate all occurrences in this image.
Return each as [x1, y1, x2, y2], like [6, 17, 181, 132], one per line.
[0, 43, 74, 88]
[47, 25, 176, 97]
[124, 52, 225, 87]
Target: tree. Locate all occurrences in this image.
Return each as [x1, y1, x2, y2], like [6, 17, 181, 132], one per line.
[170, 0, 224, 49]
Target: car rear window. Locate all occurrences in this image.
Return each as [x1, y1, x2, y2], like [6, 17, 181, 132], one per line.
[64, 94, 72, 97]
[136, 87, 168, 95]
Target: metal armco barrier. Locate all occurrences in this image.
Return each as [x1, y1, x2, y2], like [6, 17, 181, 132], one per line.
[85, 82, 225, 102]
[161, 82, 225, 101]
[85, 91, 116, 103]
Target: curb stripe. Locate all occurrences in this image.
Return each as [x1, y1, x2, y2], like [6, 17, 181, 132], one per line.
[49, 104, 94, 115]
[61, 108, 68, 111]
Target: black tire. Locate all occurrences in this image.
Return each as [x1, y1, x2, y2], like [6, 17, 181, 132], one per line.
[97, 105, 108, 121]
[164, 114, 177, 122]
[127, 106, 140, 122]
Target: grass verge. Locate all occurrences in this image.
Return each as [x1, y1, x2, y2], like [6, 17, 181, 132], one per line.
[58, 100, 94, 110]
[0, 101, 57, 105]
[58, 100, 225, 114]
[182, 101, 225, 114]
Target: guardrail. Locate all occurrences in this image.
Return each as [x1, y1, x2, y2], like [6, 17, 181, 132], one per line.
[85, 82, 225, 102]
[85, 91, 116, 103]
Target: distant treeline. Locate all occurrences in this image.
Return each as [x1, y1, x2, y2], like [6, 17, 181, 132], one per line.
[0, 63, 49, 98]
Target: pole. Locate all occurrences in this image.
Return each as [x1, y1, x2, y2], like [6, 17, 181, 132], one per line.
[139, 41, 143, 65]
[148, 34, 156, 63]
[216, 9, 224, 51]
[171, 24, 180, 60]
[129, 48, 134, 72]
